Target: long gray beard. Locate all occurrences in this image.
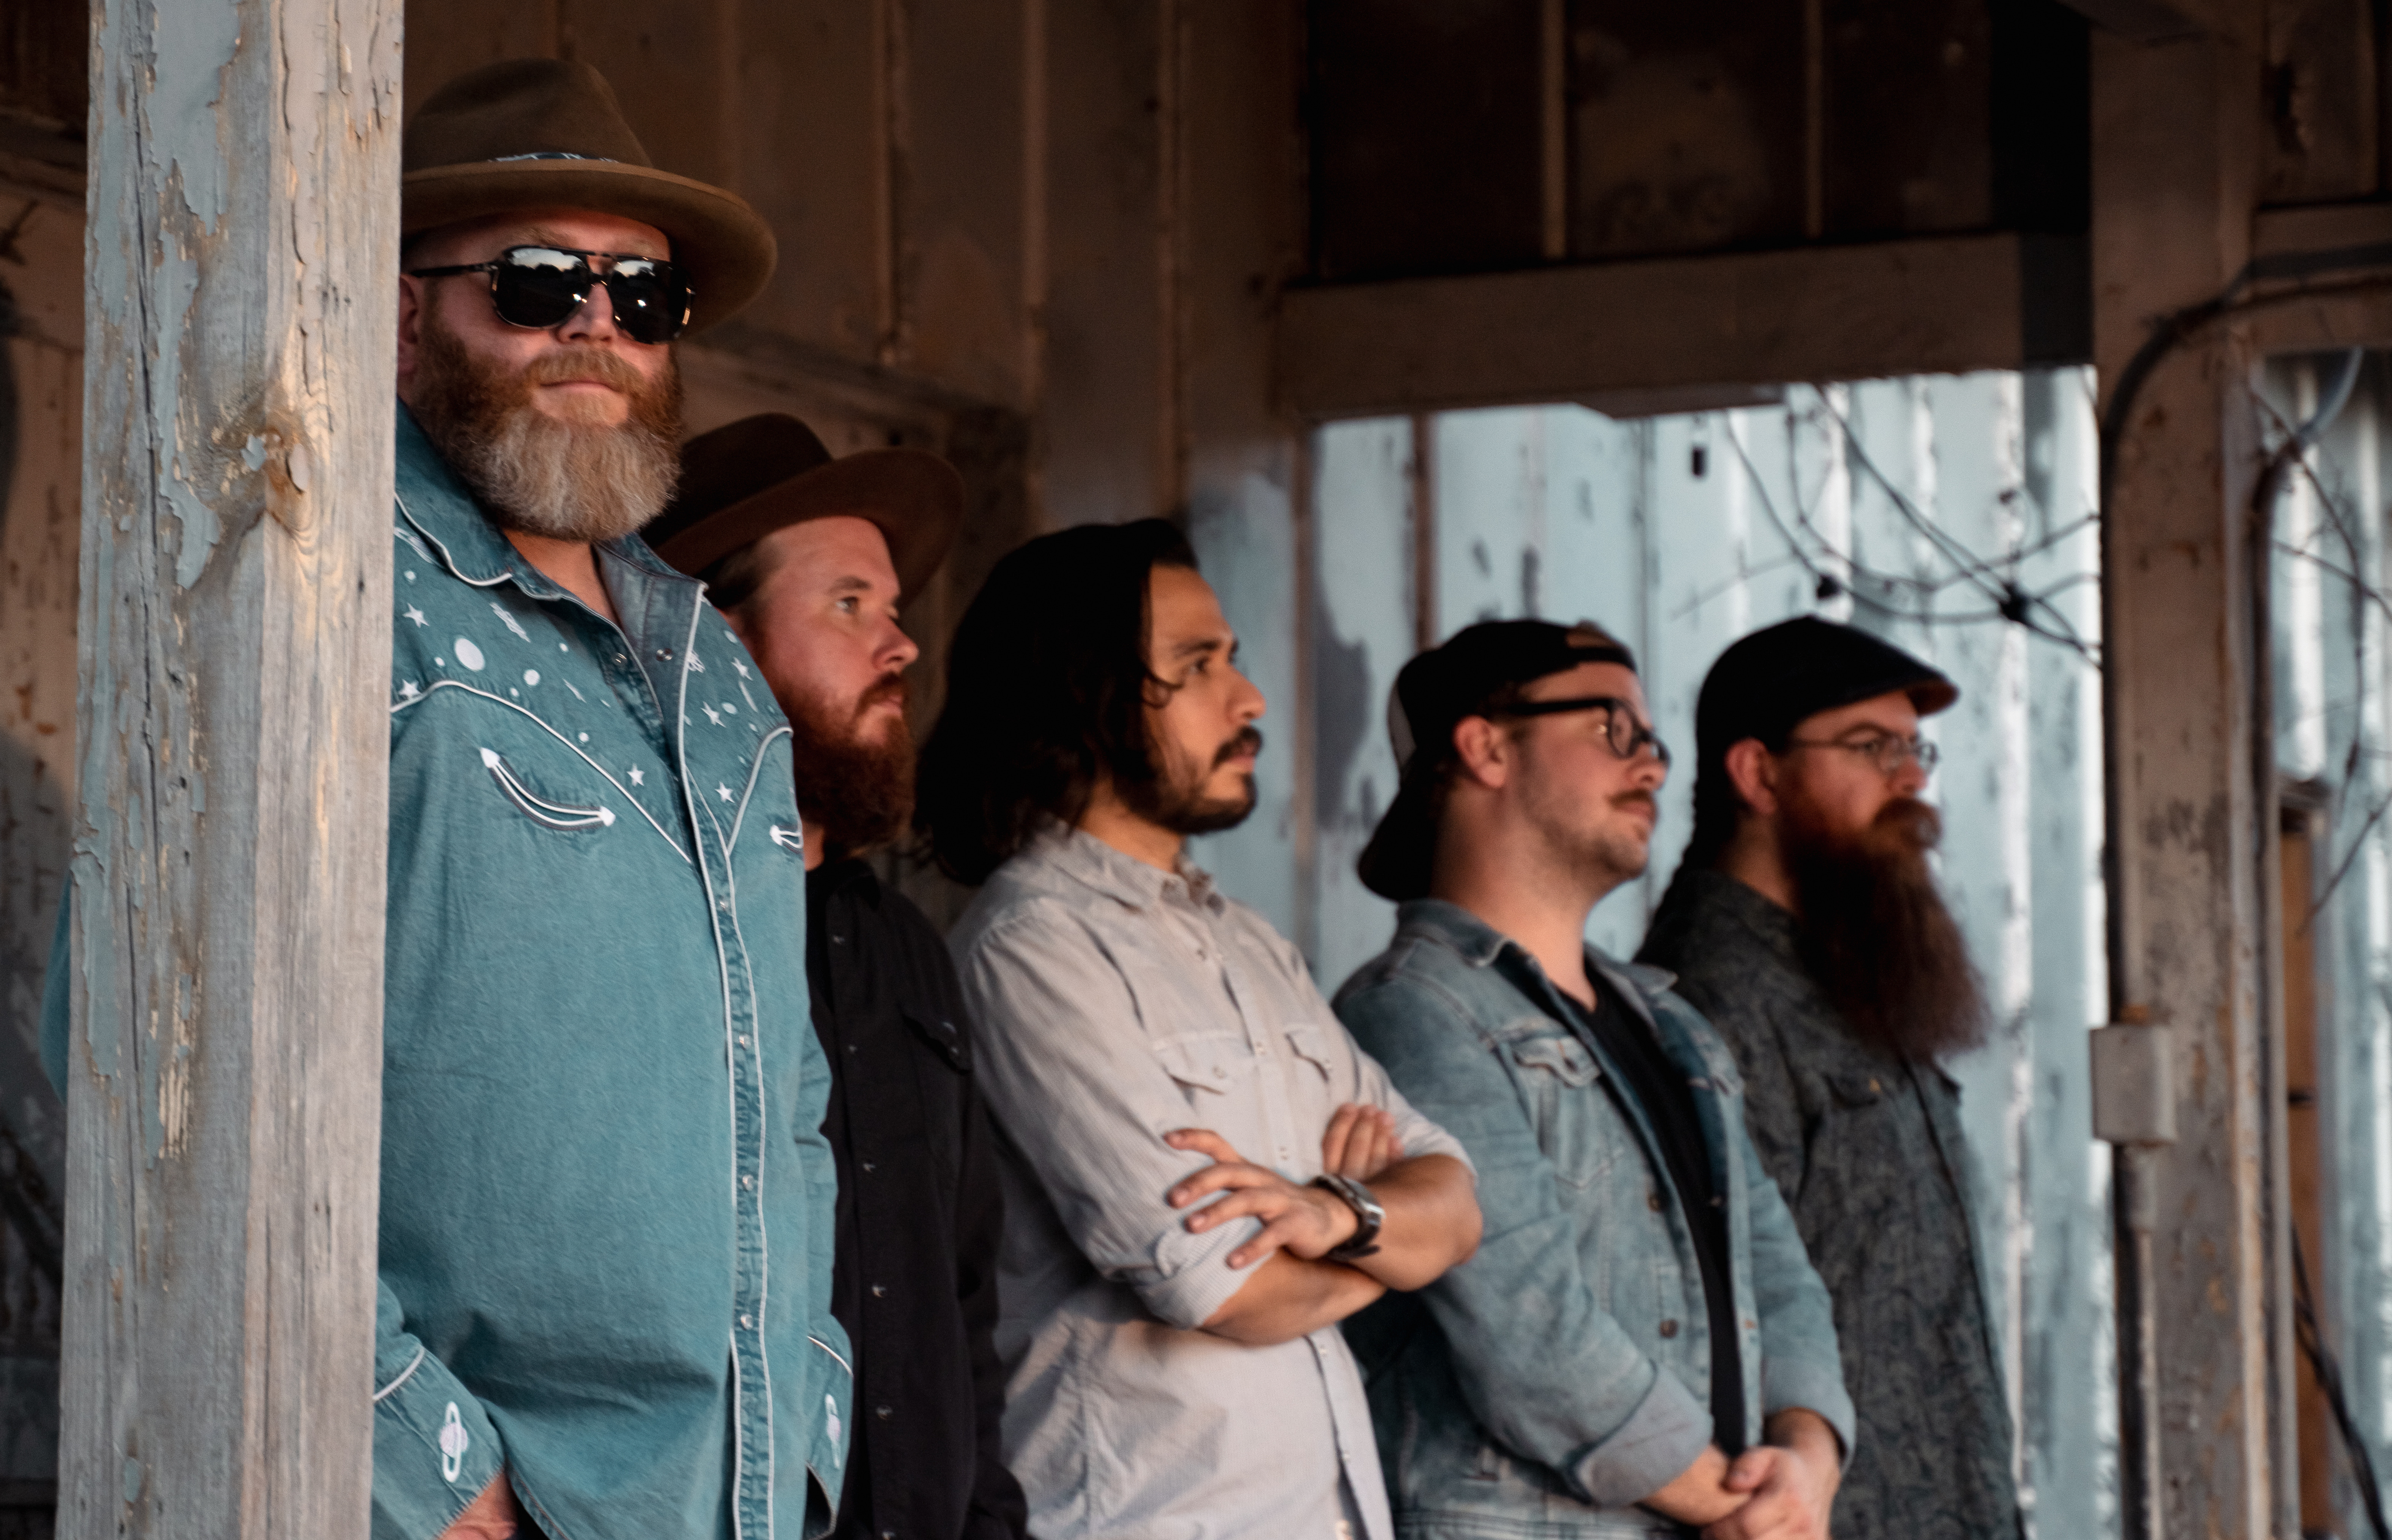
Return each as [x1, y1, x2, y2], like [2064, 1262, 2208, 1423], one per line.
[443, 405, 681, 545]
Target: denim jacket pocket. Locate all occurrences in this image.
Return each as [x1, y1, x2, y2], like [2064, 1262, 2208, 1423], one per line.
[1505, 1031, 1614, 1189]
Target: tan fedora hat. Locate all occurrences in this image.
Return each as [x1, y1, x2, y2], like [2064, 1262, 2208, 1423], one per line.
[403, 58, 776, 331]
[646, 414, 965, 600]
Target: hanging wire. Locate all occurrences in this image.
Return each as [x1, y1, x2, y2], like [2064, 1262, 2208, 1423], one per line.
[1708, 387, 2101, 662]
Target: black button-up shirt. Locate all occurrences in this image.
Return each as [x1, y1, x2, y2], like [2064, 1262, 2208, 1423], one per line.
[1641, 868, 2022, 1540]
[807, 857, 1026, 1540]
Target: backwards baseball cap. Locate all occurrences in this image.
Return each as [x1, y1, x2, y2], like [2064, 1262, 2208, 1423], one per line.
[1357, 620, 1637, 902]
[1685, 615, 1958, 859]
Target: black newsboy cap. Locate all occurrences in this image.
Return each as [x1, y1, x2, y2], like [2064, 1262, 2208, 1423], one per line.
[1695, 615, 1956, 762]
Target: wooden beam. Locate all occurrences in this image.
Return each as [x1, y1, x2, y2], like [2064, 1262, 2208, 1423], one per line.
[1275, 232, 2089, 421]
[2092, 25, 2290, 1540]
[61, 0, 399, 1534]
[2053, 0, 2258, 46]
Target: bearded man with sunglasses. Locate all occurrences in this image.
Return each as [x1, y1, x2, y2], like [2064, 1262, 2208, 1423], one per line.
[1334, 620, 1851, 1540]
[379, 59, 846, 1540]
[1638, 616, 2021, 1540]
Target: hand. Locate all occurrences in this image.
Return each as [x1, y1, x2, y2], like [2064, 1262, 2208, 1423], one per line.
[1319, 1102, 1404, 1181]
[1702, 1430, 1838, 1540]
[1164, 1128, 1359, 1268]
[1642, 1444, 1748, 1528]
[438, 1472, 527, 1540]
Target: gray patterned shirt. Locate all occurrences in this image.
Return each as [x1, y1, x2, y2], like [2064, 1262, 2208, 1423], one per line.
[949, 825, 1470, 1540]
[1639, 869, 2023, 1540]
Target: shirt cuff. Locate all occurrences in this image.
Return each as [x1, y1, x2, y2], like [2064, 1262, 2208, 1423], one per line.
[1761, 1357, 1859, 1470]
[371, 1346, 505, 1540]
[1565, 1362, 1713, 1510]
[1130, 1204, 1265, 1330]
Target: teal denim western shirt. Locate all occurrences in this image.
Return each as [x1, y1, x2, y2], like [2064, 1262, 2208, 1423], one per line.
[48, 411, 852, 1540]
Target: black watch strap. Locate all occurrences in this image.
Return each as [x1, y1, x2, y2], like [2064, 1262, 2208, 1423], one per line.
[1311, 1173, 1385, 1261]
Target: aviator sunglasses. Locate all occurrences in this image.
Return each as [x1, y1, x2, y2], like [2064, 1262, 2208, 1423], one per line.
[407, 245, 694, 344]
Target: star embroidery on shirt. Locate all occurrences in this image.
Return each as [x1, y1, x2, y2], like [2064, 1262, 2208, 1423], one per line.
[396, 679, 421, 700]
[404, 605, 428, 627]
[686, 652, 706, 674]
[702, 704, 723, 727]
[628, 767, 646, 786]
[716, 782, 734, 802]
[732, 658, 750, 680]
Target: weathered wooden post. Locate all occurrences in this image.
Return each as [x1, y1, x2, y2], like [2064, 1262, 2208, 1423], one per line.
[61, 0, 400, 1533]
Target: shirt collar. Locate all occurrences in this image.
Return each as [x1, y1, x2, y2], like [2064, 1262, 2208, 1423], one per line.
[1393, 897, 1675, 1023]
[1670, 866, 1804, 965]
[808, 854, 883, 907]
[1030, 820, 1224, 915]
[392, 401, 693, 603]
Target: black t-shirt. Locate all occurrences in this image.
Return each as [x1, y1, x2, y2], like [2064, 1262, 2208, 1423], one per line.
[1560, 985, 1747, 1455]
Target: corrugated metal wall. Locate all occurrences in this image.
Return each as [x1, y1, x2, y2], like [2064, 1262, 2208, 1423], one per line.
[1198, 371, 2118, 1539]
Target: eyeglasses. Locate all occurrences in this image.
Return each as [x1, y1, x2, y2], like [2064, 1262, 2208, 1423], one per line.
[406, 245, 693, 345]
[1783, 733, 1941, 776]
[1488, 695, 1671, 768]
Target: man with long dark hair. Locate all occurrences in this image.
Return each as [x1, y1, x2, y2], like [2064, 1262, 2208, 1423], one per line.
[920, 520, 1483, 1540]
[1638, 615, 2021, 1540]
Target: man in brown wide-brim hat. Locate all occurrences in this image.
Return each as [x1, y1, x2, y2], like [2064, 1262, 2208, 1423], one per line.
[645, 416, 1027, 1540]
[369, 58, 852, 1540]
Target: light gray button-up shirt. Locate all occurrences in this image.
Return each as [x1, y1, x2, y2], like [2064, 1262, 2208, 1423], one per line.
[949, 825, 1470, 1540]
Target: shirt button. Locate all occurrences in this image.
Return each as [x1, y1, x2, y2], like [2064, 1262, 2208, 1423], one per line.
[740, 1314, 754, 1330]
[1647, 1190, 1665, 1212]
[613, 653, 629, 665]
[741, 1174, 755, 1190]
[871, 1284, 888, 1298]
[861, 1161, 877, 1173]
[737, 1035, 750, 1048]
[656, 647, 675, 661]
[1659, 1319, 1680, 1338]
[876, 1405, 893, 1420]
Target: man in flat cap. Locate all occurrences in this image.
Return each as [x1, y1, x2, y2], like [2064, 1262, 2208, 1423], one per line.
[1638, 615, 2020, 1540]
[645, 416, 1026, 1540]
[147, 58, 839, 1540]
[1334, 619, 1851, 1540]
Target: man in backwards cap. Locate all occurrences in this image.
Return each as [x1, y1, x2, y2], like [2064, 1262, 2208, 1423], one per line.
[644, 415, 1028, 1540]
[1638, 616, 2020, 1540]
[1335, 620, 1851, 1540]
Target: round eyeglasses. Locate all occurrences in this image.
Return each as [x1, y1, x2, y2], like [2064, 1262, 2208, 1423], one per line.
[1488, 694, 1671, 768]
[407, 245, 694, 345]
[1782, 733, 1941, 776]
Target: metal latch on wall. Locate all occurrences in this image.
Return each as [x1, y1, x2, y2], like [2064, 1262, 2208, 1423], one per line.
[2089, 1022, 2176, 1148]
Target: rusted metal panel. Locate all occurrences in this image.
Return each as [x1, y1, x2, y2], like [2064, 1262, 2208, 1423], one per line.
[61, 0, 399, 1533]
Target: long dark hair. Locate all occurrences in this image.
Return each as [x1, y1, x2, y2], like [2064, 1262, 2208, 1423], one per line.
[915, 518, 1197, 884]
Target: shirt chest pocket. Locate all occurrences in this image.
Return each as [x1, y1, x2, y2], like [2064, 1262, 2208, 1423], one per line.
[1152, 1031, 1258, 1103]
[1506, 1030, 1619, 1190]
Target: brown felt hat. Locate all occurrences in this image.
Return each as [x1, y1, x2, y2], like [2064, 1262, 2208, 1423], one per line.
[645, 414, 964, 600]
[402, 59, 776, 331]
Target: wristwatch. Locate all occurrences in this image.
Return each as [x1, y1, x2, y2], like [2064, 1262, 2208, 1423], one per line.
[1310, 1173, 1385, 1261]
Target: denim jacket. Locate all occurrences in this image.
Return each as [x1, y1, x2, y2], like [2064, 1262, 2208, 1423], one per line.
[39, 410, 852, 1540]
[1334, 901, 1853, 1539]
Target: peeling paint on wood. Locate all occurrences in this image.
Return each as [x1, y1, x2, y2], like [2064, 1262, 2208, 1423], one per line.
[60, 0, 400, 1535]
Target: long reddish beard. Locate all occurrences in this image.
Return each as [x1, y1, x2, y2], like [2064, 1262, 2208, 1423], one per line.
[1784, 796, 1990, 1063]
[409, 301, 684, 544]
[788, 674, 916, 859]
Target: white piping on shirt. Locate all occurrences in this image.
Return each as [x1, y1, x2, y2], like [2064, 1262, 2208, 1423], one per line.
[393, 680, 690, 863]
[372, 1345, 427, 1404]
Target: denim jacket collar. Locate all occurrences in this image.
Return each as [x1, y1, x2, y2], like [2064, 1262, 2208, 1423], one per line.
[1392, 898, 1678, 1027]
[393, 402, 695, 606]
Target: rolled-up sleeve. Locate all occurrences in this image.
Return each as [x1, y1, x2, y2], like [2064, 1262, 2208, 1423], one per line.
[956, 903, 1267, 1331]
[1338, 973, 1709, 1508]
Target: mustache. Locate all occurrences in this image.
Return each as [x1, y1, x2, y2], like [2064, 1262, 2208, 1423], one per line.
[520, 344, 648, 393]
[856, 673, 908, 716]
[1213, 727, 1264, 767]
